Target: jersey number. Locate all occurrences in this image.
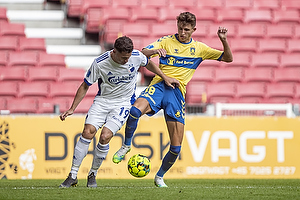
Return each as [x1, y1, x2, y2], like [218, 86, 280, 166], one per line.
[119, 107, 129, 119]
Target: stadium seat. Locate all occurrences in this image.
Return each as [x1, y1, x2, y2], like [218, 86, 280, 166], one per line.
[0, 36, 19, 53]
[18, 82, 49, 98]
[228, 52, 251, 68]
[112, 0, 140, 8]
[58, 67, 85, 82]
[168, 0, 197, 9]
[266, 24, 293, 39]
[229, 38, 257, 53]
[258, 38, 286, 53]
[80, 0, 110, 16]
[244, 67, 273, 83]
[158, 7, 188, 23]
[196, 0, 224, 9]
[296, 26, 300, 38]
[37, 97, 69, 114]
[238, 23, 265, 38]
[273, 68, 300, 83]
[49, 82, 80, 98]
[8, 52, 38, 68]
[214, 67, 243, 83]
[151, 23, 179, 38]
[287, 39, 300, 53]
[280, 53, 300, 68]
[0, 67, 27, 82]
[131, 8, 159, 24]
[0, 22, 26, 37]
[206, 82, 236, 103]
[251, 53, 279, 68]
[281, 0, 300, 10]
[38, 53, 66, 68]
[82, 9, 102, 33]
[244, 10, 272, 24]
[294, 84, 300, 100]
[0, 51, 7, 67]
[74, 97, 94, 113]
[190, 8, 216, 24]
[0, 7, 8, 22]
[140, 0, 169, 8]
[235, 82, 266, 103]
[0, 81, 18, 98]
[28, 67, 58, 82]
[7, 98, 38, 113]
[200, 38, 224, 52]
[191, 66, 215, 82]
[121, 23, 150, 38]
[65, 0, 83, 18]
[265, 82, 295, 100]
[217, 9, 244, 23]
[19, 37, 46, 53]
[224, 0, 252, 9]
[253, 0, 280, 9]
[186, 81, 206, 104]
[207, 23, 236, 39]
[273, 10, 300, 24]
[0, 97, 6, 110]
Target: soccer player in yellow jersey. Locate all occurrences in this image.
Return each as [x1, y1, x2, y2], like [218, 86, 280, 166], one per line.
[113, 12, 233, 187]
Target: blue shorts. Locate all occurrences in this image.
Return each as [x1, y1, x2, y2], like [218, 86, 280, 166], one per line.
[139, 81, 185, 124]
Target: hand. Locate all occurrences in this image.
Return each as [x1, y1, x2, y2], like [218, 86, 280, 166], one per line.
[164, 76, 180, 89]
[217, 27, 228, 41]
[155, 49, 167, 57]
[59, 109, 74, 121]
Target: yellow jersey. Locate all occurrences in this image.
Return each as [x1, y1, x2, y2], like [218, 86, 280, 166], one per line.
[145, 34, 223, 97]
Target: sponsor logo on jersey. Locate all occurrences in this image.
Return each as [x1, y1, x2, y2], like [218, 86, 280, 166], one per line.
[108, 74, 135, 84]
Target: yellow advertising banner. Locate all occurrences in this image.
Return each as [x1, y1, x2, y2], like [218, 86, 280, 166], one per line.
[0, 115, 299, 179]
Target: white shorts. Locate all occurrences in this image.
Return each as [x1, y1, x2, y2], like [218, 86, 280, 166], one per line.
[85, 96, 131, 134]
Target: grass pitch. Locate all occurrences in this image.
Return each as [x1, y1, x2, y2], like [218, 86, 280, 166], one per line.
[0, 179, 299, 200]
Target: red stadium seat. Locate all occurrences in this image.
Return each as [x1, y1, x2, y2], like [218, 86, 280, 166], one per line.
[28, 67, 58, 82]
[7, 98, 38, 113]
[122, 23, 150, 38]
[65, 0, 83, 18]
[8, 52, 38, 68]
[251, 53, 279, 68]
[0, 67, 27, 82]
[244, 67, 273, 83]
[38, 53, 66, 68]
[19, 37, 46, 53]
[186, 81, 206, 104]
[224, 0, 252, 9]
[244, 10, 272, 24]
[0, 81, 18, 98]
[18, 82, 49, 98]
[253, 0, 280, 9]
[266, 24, 293, 39]
[200, 38, 224, 51]
[206, 82, 236, 103]
[280, 53, 300, 68]
[229, 38, 257, 53]
[214, 67, 243, 83]
[265, 82, 295, 100]
[217, 9, 244, 23]
[83, 8, 104, 33]
[228, 52, 251, 68]
[131, 8, 159, 24]
[0, 97, 6, 110]
[207, 23, 236, 39]
[80, 0, 110, 16]
[288, 39, 300, 53]
[0, 22, 26, 37]
[196, 0, 224, 9]
[112, 0, 140, 8]
[273, 68, 300, 83]
[49, 82, 80, 98]
[168, 0, 197, 9]
[140, 0, 169, 8]
[58, 68, 85, 82]
[281, 0, 300, 10]
[0, 51, 8, 67]
[235, 82, 266, 103]
[258, 38, 286, 53]
[238, 23, 265, 38]
[190, 9, 216, 23]
[0, 36, 19, 53]
[295, 25, 300, 38]
[158, 7, 188, 23]
[0, 7, 8, 22]
[37, 97, 69, 114]
[151, 23, 178, 38]
[294, 84, 300, 100]
[273, 10, 300, 24]
[191, 66, 215, 82]
[74, 97, 94, 113]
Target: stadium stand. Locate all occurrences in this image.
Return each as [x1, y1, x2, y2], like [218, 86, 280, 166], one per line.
[0, 36, 19, 53]
[235, 82, 266, 103]
[258, 38, 286, 53]
[0, 66, 27, 82]
[0, 51, 7, 67]
[19, 37, 46, 53]
[214, 67, 244, 83]
[18, 82, 49, 98]
[0, 81, 19, 98]
[27, 67, 58, 82]
[8, 51, 38, 67]
[244, 67, 273, 83]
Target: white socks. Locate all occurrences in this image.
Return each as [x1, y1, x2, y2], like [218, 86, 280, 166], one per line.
[89, 143, 109, 176]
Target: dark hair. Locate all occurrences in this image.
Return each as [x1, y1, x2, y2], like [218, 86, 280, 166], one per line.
[114, 36, 134, 53]
[177, 12, 196, 28]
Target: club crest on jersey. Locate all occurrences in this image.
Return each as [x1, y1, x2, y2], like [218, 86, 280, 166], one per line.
[190, 47, 195, 55]
[175, 110, 181, 118]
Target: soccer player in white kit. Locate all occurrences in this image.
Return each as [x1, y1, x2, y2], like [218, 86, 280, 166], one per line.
[59, 36, 179, 188]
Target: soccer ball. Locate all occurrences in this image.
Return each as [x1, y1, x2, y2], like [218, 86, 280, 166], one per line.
[127, 154, 151, 178]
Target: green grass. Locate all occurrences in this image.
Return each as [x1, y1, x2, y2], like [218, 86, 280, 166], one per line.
[0, 179, 300, 200]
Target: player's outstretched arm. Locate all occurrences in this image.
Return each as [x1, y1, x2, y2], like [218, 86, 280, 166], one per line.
[59, 81, 89, 121]
[217, 27, 233, 63]
[142, 48, 167, 58]
[145, 60, 179, 89]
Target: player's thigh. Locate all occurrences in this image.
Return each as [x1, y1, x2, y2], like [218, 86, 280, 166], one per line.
[105, 104, 131, 134]
[166, 120, 184, 146]
[85, 100, 108, 130]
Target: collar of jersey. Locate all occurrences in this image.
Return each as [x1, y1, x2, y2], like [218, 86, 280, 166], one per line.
[175, 33, 192, 44]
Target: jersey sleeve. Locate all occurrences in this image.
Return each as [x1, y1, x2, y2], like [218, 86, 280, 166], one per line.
[84, 59, 99, 86]
[139, 50, 149, 67]
[200, 43, 224, 61]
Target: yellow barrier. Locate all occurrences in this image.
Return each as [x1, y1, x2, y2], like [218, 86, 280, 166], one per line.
[1, 115, 299, 179]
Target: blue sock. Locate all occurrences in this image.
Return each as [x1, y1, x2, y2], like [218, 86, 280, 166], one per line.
[124, 106, 142, 146]
[157, 145, 181, 177]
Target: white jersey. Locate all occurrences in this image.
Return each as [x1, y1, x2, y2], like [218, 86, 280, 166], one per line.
[84, 50, 148, 104]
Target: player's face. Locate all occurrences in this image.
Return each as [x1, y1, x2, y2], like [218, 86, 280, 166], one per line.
[111, 49, 132, 65]
[177, 22, 196, 43]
